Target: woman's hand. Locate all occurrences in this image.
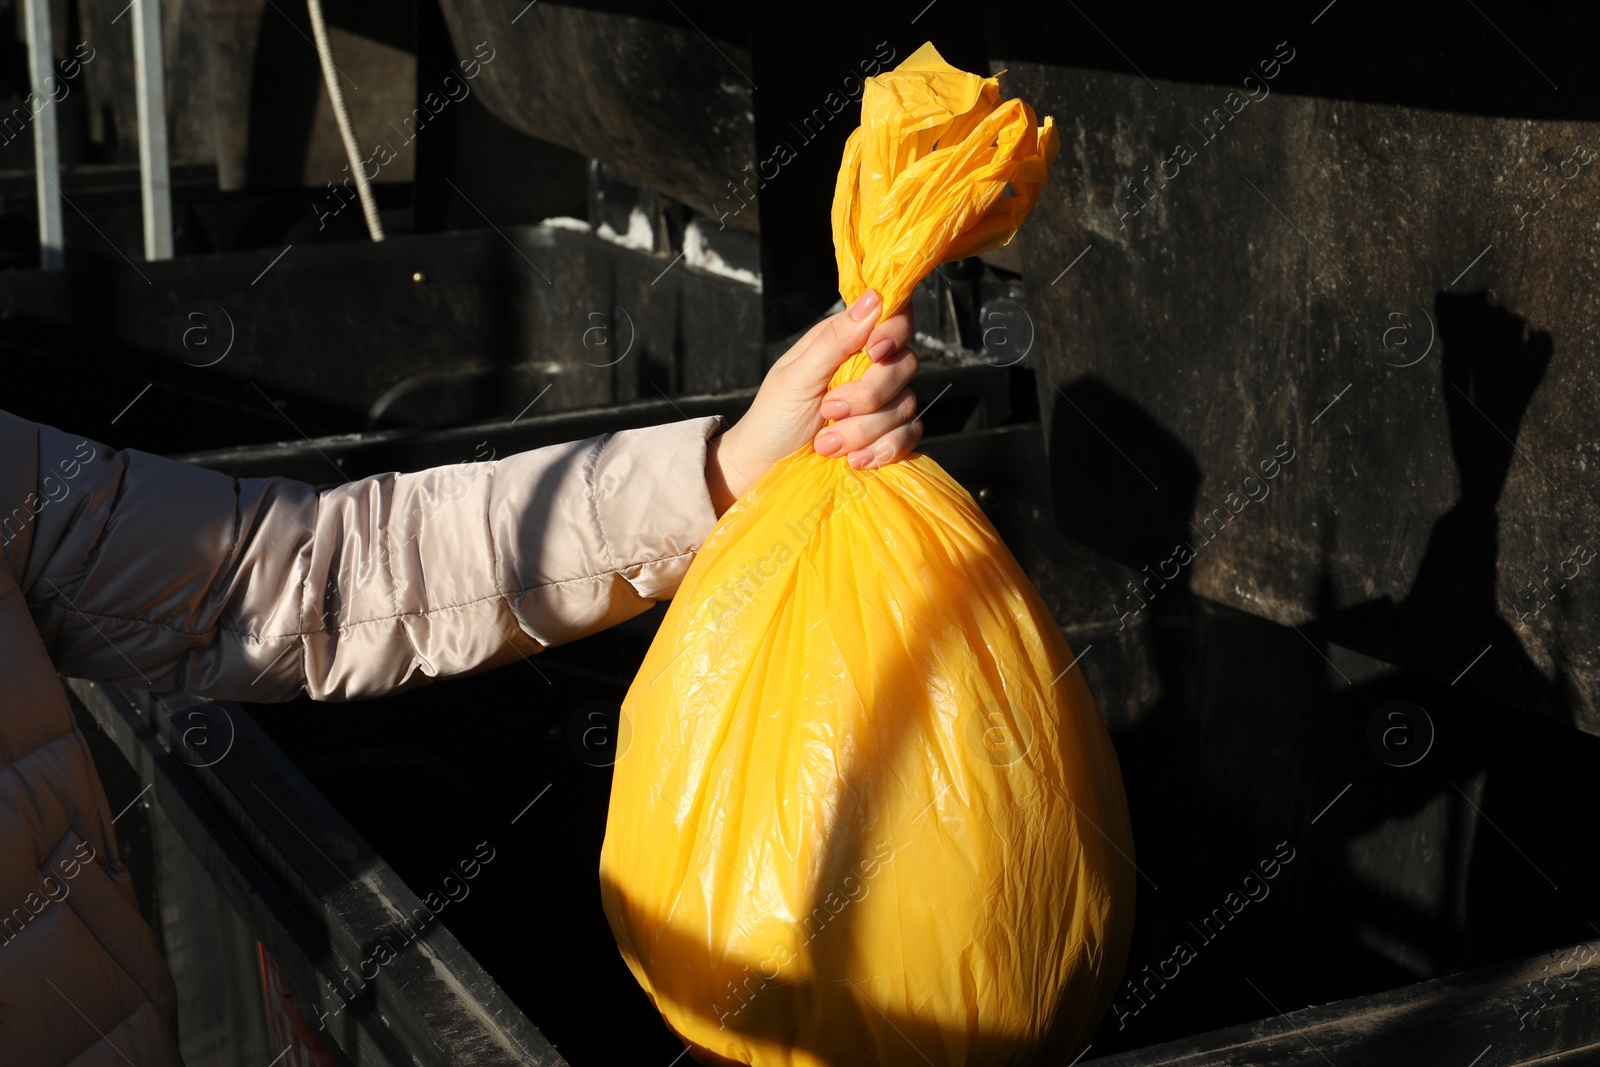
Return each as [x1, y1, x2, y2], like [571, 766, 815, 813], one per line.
[706, 289, 921, 514]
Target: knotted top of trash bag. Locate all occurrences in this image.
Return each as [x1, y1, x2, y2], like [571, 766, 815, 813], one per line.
[829, 41, 1060, 389]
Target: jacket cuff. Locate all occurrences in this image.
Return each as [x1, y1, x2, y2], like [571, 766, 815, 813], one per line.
[590, 415, 724, 600]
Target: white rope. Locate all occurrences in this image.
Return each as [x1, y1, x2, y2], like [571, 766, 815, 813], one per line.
[305, 0, 384, 241]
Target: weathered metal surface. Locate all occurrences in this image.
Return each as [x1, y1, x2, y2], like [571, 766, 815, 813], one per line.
[1083, 935, 1600, 1065]
[21, 0, 63, 267]
[1006, 58, 1600, 738]
[131, 0, 174, 260]
[70, 680, 568, 1066]
[439, 0, 758, 232]
[171, 358, 1017, 483]
[66, 681, 419, 1066]
[0, 223, 762, 453]
[200, 0, 420, 189]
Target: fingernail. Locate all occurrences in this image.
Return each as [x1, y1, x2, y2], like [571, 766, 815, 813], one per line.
[848, 449, 872, 468]
[820, 400, 850, 419]
[848, 289, 882, 322]
[816, 433, 842, 456]
[867, 337, 896, 361]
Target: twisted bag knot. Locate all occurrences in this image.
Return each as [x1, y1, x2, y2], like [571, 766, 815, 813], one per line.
[829, 41, 1059, 387]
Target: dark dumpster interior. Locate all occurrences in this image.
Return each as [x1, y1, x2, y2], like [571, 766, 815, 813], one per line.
[7, 0, 1600, 1063]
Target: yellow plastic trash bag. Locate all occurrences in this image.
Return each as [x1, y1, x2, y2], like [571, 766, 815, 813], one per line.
[600, 42, 1135, 1067]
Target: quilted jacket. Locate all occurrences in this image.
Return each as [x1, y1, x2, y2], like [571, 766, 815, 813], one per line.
[0, 408, 723, 1065]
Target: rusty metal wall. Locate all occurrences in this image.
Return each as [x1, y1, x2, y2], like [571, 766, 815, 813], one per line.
[992, 9, 1600, 739]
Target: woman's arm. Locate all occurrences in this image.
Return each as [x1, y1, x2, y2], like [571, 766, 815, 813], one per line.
[3, 409, 728, 701]
[2, 289, 919, 703]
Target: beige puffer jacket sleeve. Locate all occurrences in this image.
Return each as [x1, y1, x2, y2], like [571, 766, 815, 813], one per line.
[3, 409, 724, 701]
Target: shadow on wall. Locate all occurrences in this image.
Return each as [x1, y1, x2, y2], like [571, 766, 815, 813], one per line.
[1329, 292, 1571, 722]
[1049, 293, 1600, 1057]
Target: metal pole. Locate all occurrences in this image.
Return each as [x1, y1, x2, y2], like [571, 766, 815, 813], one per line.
[22, 0, 63, 268]
[133, 0, 173, 260]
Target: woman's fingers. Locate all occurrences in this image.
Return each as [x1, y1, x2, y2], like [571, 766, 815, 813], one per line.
[863, 308, 913, 366]
[813, 386, 920, 463]
[780, 299, 913, 388]
[848, 417, 925, 470]
[812, 342, 923, 469]
[817, 345, 919, 420]
[786, 290, 882, 388]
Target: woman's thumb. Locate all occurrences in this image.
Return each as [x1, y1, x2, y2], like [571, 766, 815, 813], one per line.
[792, 290, 881, 385]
